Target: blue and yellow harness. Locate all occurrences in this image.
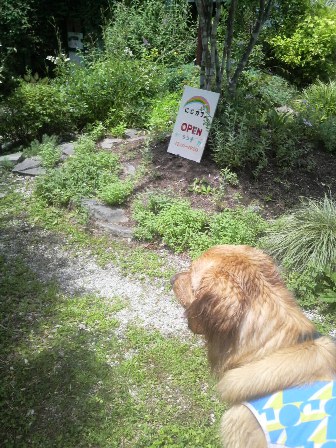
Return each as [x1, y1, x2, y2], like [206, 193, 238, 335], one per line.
[244, 381, 336, 447]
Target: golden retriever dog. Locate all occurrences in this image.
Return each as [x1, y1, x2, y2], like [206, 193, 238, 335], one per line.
[171, 245, 336, 447]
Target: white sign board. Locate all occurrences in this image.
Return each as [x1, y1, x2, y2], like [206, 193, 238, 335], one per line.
[167, 86, 220, 163]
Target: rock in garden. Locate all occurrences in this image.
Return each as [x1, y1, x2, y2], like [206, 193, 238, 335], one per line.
[122, 163, 136, 176]
[99, 138, 124, 150]
[0, 152, 23, 166]
[81, 198, 133, 238]
[124, 129, 140, 139]
[59, 142, 75, 156]
[12, 157, 46, 176]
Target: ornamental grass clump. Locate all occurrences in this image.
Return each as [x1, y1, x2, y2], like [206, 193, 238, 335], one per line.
[262, 196, 336, 273]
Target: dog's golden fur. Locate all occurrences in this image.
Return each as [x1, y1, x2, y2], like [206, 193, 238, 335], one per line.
[171, 245, 336, 447]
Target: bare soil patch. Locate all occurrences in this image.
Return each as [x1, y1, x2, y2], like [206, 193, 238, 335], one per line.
[117, 136, 336, 220]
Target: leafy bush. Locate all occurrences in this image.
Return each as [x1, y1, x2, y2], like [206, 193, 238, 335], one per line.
[132, 192, 208, 253]
[270, 8, 336, 84]
[262, 196, 336, 306]
[265, 109, 313, 168]
[189, 207, 267, 258]
[147, 92, 180, 136]
[98, 179, 134, 206]
[34, 136, 120, 206]
[211, 80, 311, 173]
[241, 70, 298, 108]
[0, 79, 73, 143]
[23, 134, 61, 168]
[211, 103, 257, 171]
[58, 57, 164, 130]
[103, 0, 196, 66]
[299, 80, 336, 152]
[0, 54, 166, 143]
[160, 64, 200, 93]
[132, 192, 267, 256]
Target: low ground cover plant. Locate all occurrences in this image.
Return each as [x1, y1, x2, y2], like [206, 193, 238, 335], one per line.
[132, 191, 267, 256]
[34, 136, 121, 206]
[98, 178, 135, 206]
[23, 134, 61, 168]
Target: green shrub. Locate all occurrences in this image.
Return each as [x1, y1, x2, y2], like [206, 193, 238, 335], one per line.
[56, 57, 164, 130]
[211, 103, 257, 170]
[211, 82, 311, 173]
[155, 203, 208, 253]
[318, 117, 336, 153]
[0, 80, 73, 143]
[299, 80, 336, 153]
[23, 134, 61, 168]
[132, 193, 208, 253]
[0, 54, 165, 143]
[132, 192, 267, 256]
[302, 80, 336, 120]
[98, 179, 134, 206]
[147, 92, 180, 136]
[103, 0, 196, 66]
[132, 192, 175, 242]
[241, 70, 298, 108]
[266, 109, 313, 168]
[189, 207, 267, 258]
[270, 8, 336, 84]
[161, 64, 199, 92]
[34, 136, 120, 206]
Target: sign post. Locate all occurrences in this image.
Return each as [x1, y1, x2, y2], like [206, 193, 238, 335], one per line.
[167, 86, 220, 163]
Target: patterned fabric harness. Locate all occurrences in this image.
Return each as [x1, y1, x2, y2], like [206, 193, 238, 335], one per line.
[244, 380, 336, 447]
[244, 335, 336, 447]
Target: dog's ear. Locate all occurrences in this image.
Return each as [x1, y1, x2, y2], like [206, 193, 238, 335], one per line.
[185, 267, 251, 336]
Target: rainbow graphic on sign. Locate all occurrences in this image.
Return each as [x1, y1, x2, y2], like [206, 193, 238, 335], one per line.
[184, 96, 211, 114]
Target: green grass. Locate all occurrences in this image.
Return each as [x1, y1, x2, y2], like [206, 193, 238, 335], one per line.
[262, 196, 336, 272]
[0, 256, 224, 447]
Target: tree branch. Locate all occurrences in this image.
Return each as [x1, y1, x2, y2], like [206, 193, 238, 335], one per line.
[220, 0, 237, 88]
[229, 0, 274, 95]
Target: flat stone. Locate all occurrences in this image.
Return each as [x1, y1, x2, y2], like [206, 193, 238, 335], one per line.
[275, 106, 295, 115]
[81, 199, 133, 238]
[13, 157, 42, 173]
[0, 192, 7, 199]
[97, 221, 133, 238]
[0, 152, 23, 165]
[122, 135, 147, 150]
[122, 163, 136, 176]
[15, 167, 46, 176]
[99, 138, 124, 150]
[59, 142, 75, 156]
[125, 129, 140, 139]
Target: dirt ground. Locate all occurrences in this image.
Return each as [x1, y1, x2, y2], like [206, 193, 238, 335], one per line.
[120, 136, 336, 220]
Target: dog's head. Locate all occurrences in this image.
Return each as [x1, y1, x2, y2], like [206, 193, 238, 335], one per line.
[171, 245, 285, 338]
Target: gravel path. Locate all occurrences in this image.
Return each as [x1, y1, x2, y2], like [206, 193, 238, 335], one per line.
[0, 174, 192, 338]
[2, 174, 335, 340]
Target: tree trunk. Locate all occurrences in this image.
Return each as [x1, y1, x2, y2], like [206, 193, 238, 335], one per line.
[229, 0, 274, 96]
[195, 0, 275, 95]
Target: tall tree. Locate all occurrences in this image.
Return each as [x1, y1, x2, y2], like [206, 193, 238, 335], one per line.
[195, 0, 274, 95]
